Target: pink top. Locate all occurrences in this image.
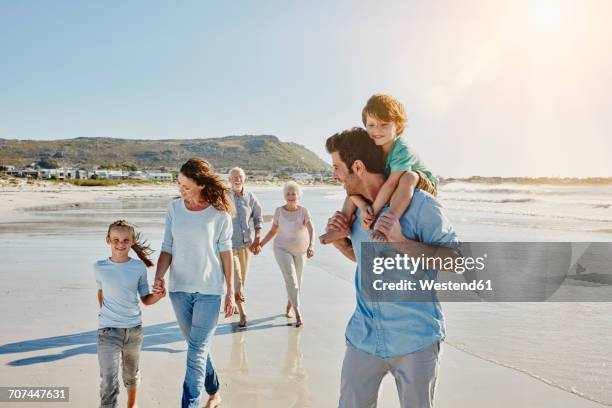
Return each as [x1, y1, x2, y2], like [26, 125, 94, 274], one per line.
[273, 206, 312, 256]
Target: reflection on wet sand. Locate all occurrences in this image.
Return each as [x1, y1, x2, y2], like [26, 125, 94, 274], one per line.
[281, 329, 309, 407]
[221, 326, 311, 407]
[229, 329, 249, 375]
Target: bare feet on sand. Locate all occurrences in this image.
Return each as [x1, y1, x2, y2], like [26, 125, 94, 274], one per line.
[285, 301, 294, 318]
[204, 393, 222, 408]
[295, 311, 304, 328]
[237, 301, 247, 327]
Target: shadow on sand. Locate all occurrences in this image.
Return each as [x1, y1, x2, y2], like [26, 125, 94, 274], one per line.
[1, 314, 288, 366]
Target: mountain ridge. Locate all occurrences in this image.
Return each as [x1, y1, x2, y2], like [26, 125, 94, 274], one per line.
[0, 135, 330, 173]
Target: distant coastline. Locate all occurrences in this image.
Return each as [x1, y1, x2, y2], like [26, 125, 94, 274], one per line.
[3, 175, 612, 190]
[440, 176, 612, 185]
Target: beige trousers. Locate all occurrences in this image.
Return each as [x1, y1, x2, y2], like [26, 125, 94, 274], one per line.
[273, 247, 306, 314]
[339, 342, 441, 408]
[233, 247, 250, 302]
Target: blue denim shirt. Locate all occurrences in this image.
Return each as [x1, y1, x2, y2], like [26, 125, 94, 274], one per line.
[230, 189, 263, 250]
[346, 189, 460, 358]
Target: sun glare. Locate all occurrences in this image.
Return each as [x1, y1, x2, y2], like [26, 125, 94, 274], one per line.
[533, 1, 563, 30]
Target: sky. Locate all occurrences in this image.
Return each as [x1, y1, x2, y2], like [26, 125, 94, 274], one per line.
[1, 0, 611, 177]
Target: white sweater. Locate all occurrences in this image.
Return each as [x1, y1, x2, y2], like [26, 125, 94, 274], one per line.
[161, 198, 233, 294]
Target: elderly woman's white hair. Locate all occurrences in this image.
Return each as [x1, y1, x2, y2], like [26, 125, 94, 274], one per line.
[229, 167, 246, 178]
[283, 181, 303, 197]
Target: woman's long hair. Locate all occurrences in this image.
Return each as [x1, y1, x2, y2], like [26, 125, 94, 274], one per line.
[180, 157, 234, 215]
[107, 220, 155, 267]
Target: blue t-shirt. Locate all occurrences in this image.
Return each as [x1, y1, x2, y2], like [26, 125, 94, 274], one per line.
[346, 189, 460, 358]
[94, 257, 150, 328]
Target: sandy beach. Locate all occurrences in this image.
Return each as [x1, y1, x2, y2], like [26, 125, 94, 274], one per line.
[0, 183, 609, 407]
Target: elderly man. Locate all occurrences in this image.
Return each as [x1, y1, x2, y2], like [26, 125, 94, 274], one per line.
[324, 128, 460, 408]
[228, 167, 263, 327]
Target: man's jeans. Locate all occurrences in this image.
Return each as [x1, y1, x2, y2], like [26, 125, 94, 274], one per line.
[97, 326, 144, 408]
[170, 292, 221, 408]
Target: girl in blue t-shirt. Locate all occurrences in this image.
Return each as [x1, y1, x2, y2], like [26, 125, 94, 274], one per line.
[95, 220, 165, 408]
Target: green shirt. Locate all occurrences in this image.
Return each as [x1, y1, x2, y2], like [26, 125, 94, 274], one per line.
[384, 137, 439, 188]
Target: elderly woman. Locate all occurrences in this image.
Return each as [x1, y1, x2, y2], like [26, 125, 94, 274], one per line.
[154, 157, 236, 408]
[259, 181, 315, 327]
[228, 167, 263, 328]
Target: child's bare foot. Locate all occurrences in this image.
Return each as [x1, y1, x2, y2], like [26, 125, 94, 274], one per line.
[204, 392, 222, 408]
[319, 229, 349, 244]
[370, 230, 387, 242]
[285, 301, 294, 318]
[238, 314, 248, 328]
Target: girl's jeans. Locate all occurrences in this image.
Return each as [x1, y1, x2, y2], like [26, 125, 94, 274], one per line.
[97, 326, 144, 408]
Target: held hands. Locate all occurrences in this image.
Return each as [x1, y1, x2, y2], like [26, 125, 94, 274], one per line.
[325, 211, 355, 238]
[152, 278, 166, 298]
[224, 292, 238, 318]
[360, 205, 376, 230]
[249, 237, 262, 255]
[372, 212, 405, 242]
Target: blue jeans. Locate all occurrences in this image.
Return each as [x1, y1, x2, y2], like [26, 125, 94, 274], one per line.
[169, 292, 221, 408]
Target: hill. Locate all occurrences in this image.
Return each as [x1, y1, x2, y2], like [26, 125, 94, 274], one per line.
[0, 135, 330, 173]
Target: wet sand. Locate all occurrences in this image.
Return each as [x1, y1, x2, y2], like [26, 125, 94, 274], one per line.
[0, 187, 607, 407]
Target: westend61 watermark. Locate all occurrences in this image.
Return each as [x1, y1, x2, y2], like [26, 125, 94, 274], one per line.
[360, 242, 612, 302]
[371, 252, 491, 292]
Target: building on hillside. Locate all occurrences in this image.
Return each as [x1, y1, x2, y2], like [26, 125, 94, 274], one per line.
[64, 169, 87, 179]
[146, 172, 173, 181]
[38, 168, 64, 180]
[91, 170, 126, 179]
[127, 171, 148, 180]
[291, 173, 314, 183]
[37, 168, 87, 180]
[22, 169, 39, 178]
[91, 170, 108, 179]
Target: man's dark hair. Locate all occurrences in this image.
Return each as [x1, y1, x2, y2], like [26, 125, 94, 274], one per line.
[325, 127, 385, 174]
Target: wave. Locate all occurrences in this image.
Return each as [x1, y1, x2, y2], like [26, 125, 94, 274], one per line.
[442, 196, 612, 210]
[446, 342, 612, 406]
[441, 187, 610, 197]
[441, 187, 582, 195]
[442, 188, 538, 195]
[443, 197, 536, 204]
[445, 205, 612, 224]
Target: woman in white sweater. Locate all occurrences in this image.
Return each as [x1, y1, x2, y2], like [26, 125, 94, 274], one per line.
[154, 157, 236, 408]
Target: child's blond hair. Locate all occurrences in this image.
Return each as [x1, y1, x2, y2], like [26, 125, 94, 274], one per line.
[107, 220, 154, 267]
[361, 94, 408, 135]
